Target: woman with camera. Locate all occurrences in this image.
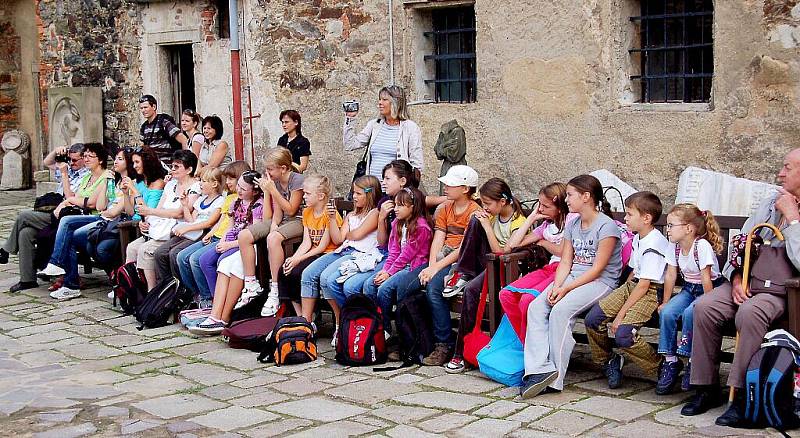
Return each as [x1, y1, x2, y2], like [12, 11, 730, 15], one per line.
[343, 85, 424, 179]
[277, 110, 311, 173]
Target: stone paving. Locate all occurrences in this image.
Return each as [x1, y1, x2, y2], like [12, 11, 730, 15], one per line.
[0, 189, 793, 437]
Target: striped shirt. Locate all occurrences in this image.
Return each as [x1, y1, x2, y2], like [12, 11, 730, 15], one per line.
[368, 124, 400, 177]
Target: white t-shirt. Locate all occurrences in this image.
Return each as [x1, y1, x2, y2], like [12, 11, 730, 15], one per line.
[336, 211, 379, 254]
[629, 229, 670, 283]
[535, 213, 579, 264]
[181, 194, 225, 241]
[665, 238, 721, 284]
[147, 179, 202, 241]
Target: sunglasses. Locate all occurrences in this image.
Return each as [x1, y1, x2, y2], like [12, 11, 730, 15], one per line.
[138, 96, 155, 104]
[241, 170, 262, 184]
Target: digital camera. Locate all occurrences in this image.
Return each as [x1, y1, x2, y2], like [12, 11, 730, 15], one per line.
[342, 101, 359, 113]
[54, 153, 71, 164]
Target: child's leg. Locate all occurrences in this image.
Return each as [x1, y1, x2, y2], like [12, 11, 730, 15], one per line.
[499, 289, 525, 340]
[376, 266, 423, 333]
[221, 276, 244, 322]
[210, 273, 230, 320]
[585, 282, 632, 367]
[676, 299, 698, 358]
[319, 253, 353, 308]
[267, 230, 286, 284]
[237, 228, 259, 278]
[190, 240, 217, 299]
[453, 271, 485, 358]
[657, 287, 696, 357]
[417, 264, 454, 345]
[177, 241, 203, 294]
[199, 247, 223, 294]
[614, 285, 661, 378]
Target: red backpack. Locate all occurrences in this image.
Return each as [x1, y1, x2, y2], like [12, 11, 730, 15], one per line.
[335, 294, 387, 366]
[111, 262, 147, 315]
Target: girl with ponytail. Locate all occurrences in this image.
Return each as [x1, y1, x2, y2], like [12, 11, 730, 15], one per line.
[520, 174, 624, 398]
[655, 203, 725, 394]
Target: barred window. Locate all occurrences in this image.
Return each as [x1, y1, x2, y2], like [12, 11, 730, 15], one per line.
[630, 0, 713, 103]
[424, 6, 476, 103]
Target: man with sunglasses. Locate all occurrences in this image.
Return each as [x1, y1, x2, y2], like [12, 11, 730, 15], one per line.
[0, 143, 89, 292]
[139, 95, 188, 163]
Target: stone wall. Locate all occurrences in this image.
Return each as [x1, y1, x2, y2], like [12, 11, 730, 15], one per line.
[37, 0, 144, 152]
[0, 4, 21, 142]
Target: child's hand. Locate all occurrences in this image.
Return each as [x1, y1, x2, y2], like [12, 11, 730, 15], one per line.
[326, 200, 337, 218]
[610, 314, 625, 335]
[256, 177, 276, 194]
[418, 266, 436, 286]
[202, 233, 212, 245]
[379, 201, 394, 219]
[283, 257, 296, 275]
[215, 240, 231, 253]
[373, 271, 390, 285]
[173, 226, 186, 237]
[656, 303, 665, 314]
[547, 285, 567, 305]
[164, 174, 173, 183]
[475, 210, 491, 226]
[138, 221, 150, 233]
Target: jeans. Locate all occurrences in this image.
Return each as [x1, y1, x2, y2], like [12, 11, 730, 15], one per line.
[300, 251, 348, 299]
[49, 215, 101, 268]
[410, 263, 454, 344]
[177, 238, 218, 299]
[658, 277, 725, 357]
[327, 255, 387, 307]
[374, 264, 426, 333]
[62, 218, 100, 288]
[199, 245, 237, 295]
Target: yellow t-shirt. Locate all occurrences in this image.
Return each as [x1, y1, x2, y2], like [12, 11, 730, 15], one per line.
[212, 193, 238, 239]
[302, 207, 344, 253]
[491, 212, 527, 247]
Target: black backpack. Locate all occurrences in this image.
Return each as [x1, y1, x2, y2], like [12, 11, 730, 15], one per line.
[257, 316, 317, 366]
[376, 293, 435, 371]
[111, 262, 147, 315]
[135, 277, 192, 330]
[335, 294, 386, 366]
[741, 329, 800, 432]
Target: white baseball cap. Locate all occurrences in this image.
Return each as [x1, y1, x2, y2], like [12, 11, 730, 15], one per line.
[438, 165, 479, 187]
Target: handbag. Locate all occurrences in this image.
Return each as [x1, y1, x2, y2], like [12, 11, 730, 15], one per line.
[463, 258, 506, 367]
[743, 223, 798, 297]
[33, 192, 64, 213]
[87, 214, 130, 249]
[348, 145, 370, 200]
[477, 315, 525, 387]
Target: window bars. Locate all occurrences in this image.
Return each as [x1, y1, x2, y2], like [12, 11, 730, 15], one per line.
[630, 0, 714, 103]
[424, 6, 477, 103]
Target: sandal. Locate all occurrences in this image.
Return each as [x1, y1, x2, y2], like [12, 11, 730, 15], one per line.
[261, 292, 280, 317]
[444, 357, 466, 374]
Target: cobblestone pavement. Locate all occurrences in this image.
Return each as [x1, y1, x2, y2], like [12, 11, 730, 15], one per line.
[0, 191, 791, 437]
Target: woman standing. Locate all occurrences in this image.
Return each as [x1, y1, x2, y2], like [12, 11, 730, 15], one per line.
[196, 115, 232, 176]
[343, 85, 424, 179]
[180, 109, 205, 155]
[277, 110, 311, 173]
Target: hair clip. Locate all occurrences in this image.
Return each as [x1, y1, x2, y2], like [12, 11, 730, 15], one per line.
[364, 187, 373, 193]
[403, 187, 415, 201]
[701, 210, 708, 217]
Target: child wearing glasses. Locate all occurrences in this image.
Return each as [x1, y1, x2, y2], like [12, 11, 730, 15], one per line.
[655, 203, 724, 395]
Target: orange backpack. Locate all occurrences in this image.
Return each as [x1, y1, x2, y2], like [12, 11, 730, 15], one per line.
[257, 316, 317, 366]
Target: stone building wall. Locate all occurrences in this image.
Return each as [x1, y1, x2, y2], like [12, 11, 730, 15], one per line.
[0, 4, 21, 141]
[37, 0, 145, 153]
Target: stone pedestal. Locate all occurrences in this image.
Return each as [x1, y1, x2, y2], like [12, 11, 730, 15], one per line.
[0, 130, 32, 190]
[590, 169, 638, 213]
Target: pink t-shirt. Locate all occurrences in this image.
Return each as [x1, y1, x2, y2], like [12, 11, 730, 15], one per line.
[224, 197, 264, 241]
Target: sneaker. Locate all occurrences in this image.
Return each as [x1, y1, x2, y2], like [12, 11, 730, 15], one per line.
[605, 353, 625, 389]
[0, 248, 9, 264]
[422, 343, 451, 366]
[49, 286, 81, 301]
[234, 288, 259, 310]
[180, 308, 211, 326]
[48, 276, 64, 292]
[444, 357, 466, 374]
[198, 298, 213, 310]
[188, 317, 227, 335]
[655, 358, 684, 395]
[331, 328, 338, 348]
[520, 371, 559, 399]
[40, 263, 66, 277]
[184, 314, 211, 328]
[260, 286, 280, 317]
[442, 272, 467, 298]
[107, 291, 114, 299]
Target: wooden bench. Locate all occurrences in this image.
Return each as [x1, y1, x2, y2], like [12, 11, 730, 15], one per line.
[481, 214, 800, 361]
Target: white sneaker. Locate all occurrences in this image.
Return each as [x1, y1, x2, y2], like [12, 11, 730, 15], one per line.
[107, 291, 114, 299]
[40, 263, 66, 277]
[442, 277, 468, 298]
[331, 328, 338, 348]
[234, 289, 259, 310]
[50, 286, 81, 301]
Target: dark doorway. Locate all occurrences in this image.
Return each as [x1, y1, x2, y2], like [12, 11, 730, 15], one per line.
[166, 44, 196, 118]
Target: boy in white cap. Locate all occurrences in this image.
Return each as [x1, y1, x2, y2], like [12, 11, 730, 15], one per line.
[409, 165, 481, 366]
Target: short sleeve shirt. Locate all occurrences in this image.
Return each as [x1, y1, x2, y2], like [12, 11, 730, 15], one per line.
[665, 238, 721, 284]
[564, 214, 623, 288]
[277, 134, 311, 165]
[183, 194, 225, 240]
[224, 197, 264, 241]
[629, 229, 670, 283]
[213, 194, 238, 239]
[434, 200, 481, 249]
[276, 172, 304, 220]
[491, 213, 527, 247]
[302, 207, 344, 253]
[140, 114, 181, 161]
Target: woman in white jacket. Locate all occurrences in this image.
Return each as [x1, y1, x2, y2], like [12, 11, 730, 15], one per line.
[343, 85, 424, 178]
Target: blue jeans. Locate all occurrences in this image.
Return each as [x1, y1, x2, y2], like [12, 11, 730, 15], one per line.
[300, 251, 349, 299]
[374, 264, 426, 333]
[327, 257, 387, 307]
[410, 263, 454, 344]
[61, 217, 102, 288]
[177, 238, 218, 299]
[658, 278, 726, 357]
[49, 215, 101, 268]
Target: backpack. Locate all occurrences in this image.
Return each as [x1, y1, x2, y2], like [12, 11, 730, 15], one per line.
[135, 277, 191, 330]
[376, 293, 435, 371]
[477, 315, 525, 387]
[740, 329, 800, 431]
[222, 316, 279, 352]
[335, 294, 387, 366]
[614, 219, 635, 267]
[111, 262, 147, 315]
[257, 316, 317, 366]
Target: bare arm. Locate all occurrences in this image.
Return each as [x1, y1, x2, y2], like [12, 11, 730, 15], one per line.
[206, 141, 230, 168]
[297, 156, 309, 173]
[345, 210, 379, 241]
[660, 265, 678, 307]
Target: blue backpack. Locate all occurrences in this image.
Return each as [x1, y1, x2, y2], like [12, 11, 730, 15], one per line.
[742, 329, 800, 432]
[477, 315, 525, 387]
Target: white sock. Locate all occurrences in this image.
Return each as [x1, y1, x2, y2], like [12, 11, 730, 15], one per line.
[269, 281, 278, 296]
